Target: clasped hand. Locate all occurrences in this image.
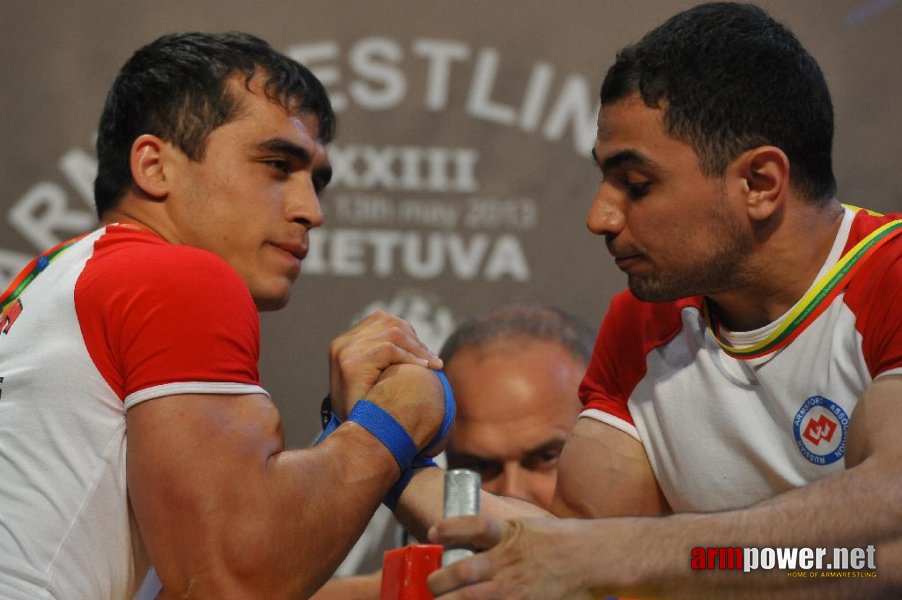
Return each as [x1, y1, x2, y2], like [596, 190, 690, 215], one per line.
[328, 310, 448, 452]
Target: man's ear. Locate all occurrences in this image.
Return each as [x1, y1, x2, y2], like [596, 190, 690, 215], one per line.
[129, 134, 172, 199]
[729, 146, 790, 222]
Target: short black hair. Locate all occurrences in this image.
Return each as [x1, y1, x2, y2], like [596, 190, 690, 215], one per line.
[439, 305, 595, 366]
[601, 2, 836, 202]
[94, 31, 335, 218]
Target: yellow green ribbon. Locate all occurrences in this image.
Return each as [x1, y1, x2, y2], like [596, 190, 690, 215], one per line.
[705, 212, 902, 359]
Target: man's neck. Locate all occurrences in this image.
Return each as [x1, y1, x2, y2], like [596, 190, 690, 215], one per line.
[706, 200, 845, 332]
[101, 200, 178, 245]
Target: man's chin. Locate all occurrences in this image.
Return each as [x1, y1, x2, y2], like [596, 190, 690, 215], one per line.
[628, 277, 689, 303]
[253, 288, 292, 312]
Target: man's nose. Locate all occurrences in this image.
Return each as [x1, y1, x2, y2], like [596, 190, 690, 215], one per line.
[287, 176, 324, 229]
[586, 183, 625, 236]
[497, 465, 533, 503]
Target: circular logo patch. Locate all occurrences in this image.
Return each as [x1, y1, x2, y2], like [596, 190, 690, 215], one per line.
[793, 396, 849, 465]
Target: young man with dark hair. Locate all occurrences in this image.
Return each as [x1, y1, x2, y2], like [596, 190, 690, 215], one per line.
[0, 32, 449, 599]
[417, 4, 902, 598]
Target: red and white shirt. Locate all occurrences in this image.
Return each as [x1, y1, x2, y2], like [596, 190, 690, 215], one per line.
[580, 207, 902, 512]
[0, 224, 267, 599]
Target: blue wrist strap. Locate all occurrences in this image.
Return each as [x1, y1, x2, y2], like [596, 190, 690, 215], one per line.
[314, 369, 456, 508]
[347, 400, 418, 472]
[383, 370, 455, 509]
[423, 370, 456, 455]
[383, 457, 437, 510]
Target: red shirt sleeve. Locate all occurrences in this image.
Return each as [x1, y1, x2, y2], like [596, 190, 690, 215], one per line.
[843, 214, 902, 378]
[580, 292, 638, 426]
[75, 229, 262, 404]
[580, 291, 695, 429]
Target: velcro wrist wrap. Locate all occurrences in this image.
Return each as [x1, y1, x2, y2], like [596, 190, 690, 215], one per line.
[314, 369, 456, 510]
[347, 400, 417, 472]
[382, 457, 437, 510]
[383, 370, 455, 509]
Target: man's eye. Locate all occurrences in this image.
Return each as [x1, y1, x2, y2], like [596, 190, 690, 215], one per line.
[266, 159, 291, 174]
[524, 450, 562, 472]
[625, 181, 650, 199]
[473, 461, 503, 482]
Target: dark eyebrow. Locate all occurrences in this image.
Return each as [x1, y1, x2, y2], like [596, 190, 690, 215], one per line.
[444, 449, 500, 469]
[592, 147, 662, 173]
[259, 137, 312, 163]
[259, 137, 333, 190]
[448, 438, 566, 465]
[522, 439, 566, 458]
[447, 450, 496, 463]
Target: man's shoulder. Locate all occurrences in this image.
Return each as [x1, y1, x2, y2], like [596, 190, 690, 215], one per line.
[845, 209, 902, 290]
[92, 225, 234, 274]
[78, 225, 251, 307]
[845, 208, 902, 248]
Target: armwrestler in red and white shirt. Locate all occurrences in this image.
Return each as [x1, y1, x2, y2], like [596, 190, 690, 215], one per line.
[0, 33, 448, 600]
[580, 207, 902, 513]
[420, 6, 902, 594]
[0, 225, 266, 598]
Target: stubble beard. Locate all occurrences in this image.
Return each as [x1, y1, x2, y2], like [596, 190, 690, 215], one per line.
[628, 202, 754, 302]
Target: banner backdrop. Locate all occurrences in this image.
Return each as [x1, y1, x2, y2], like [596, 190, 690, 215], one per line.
[1, 0, 900, 446]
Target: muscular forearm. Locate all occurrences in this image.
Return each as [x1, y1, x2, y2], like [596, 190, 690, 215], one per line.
[428, 385, 902, 598]
[135, 367, 448, 598]
[147, 421, 399, 600]
[595, 457, 902, 599]
[262, 424, 400, 597]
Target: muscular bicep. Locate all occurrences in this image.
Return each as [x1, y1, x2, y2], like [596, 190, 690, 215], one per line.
[551, 417, 669, 518]
[126, 392, 285, 594]
[126, 367, 435, 598]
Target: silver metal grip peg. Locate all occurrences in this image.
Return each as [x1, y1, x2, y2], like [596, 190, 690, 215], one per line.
[442, 468, 481, 566]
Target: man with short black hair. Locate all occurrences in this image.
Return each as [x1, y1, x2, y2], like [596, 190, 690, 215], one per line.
[0, 32, 449, 599]
[418, 4, 902, 597]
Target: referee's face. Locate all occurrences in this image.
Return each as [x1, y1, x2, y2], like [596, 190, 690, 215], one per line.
[444, 340, 584, 510]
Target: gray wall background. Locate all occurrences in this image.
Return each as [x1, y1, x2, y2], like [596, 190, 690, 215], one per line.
[1, 0, 899, 446]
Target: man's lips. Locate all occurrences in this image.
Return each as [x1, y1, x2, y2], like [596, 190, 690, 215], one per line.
[614, 255, 640, 267]
[610, 250, 644, 270]
[607, 238, 643, 266]
[274, 243, 307, 261]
